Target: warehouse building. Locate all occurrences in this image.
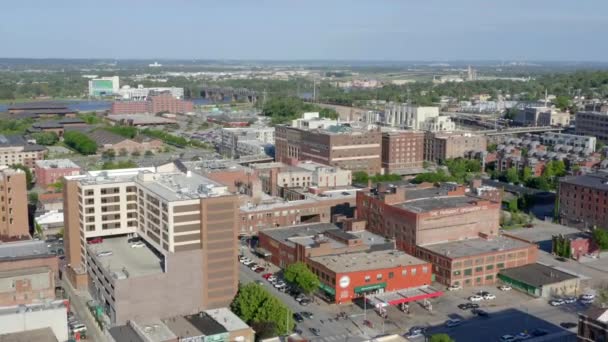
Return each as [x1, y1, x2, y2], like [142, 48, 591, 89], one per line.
[498, 263, 580, 298]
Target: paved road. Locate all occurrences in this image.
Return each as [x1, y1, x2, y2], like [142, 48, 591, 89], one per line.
[62, 278, 105, 342]
[238, 251, 380, 341]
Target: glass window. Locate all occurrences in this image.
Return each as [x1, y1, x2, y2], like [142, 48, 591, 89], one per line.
[486, 265, 494, 270]
[388, 272, 394, 279]
[497, 263, 505, 269]
[365, 275, 371, 283]
[475, 266, 483, 272]
[376, 274, 382, 280]
[401, 269, 407, 276]
[464, 268, 472, 276]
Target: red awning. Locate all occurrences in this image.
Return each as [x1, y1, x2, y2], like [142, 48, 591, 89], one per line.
[386, 290, 443, 306]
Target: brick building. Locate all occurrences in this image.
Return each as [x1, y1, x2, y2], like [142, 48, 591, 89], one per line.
[578, 306, 608, 342]
[576, 111, 608, 143]
[34, 159, 81, 188]
[381, 130, 425, 175]
[424, 131, 487, 163]
[0, 240, 59, 306]
[0, 167, 30, 241]
[88, 129, 164, 154]
[275, 116, 382, 174]
[0, 135, 46, 169]
[357, 182, 500, 254]
[558, 173, 608, 229]
[111, 92, 194, 114]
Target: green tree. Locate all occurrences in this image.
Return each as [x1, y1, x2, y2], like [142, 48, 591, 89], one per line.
[102, 149, 116, 159]
[28, 192, 39, 204]
[554, 95, 571, 111]
[31, 132, 59, 145]
[505, 167, 520, 184]
[283, 262, 320, 295]
[507, 198, 518, 213]
[144, 150, 154, 157]
[101, 161, 137, 170]
[118, 148, 128, 157]
[521, 167, 533, 183]
[352, 171, 369, 184]
[430, 334, 455, 342]
[131, 151, 141, 157]
[49, 180, 64, 192]
[231, 283, 268, 323]
[487, 143, 497, 153]
[592, 229, 608, 250]
[64, 131, 97, 155]
[10, 164, 33, 190]
[413, 169, 453, 184]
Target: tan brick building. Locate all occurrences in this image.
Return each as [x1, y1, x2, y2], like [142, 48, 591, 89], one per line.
[0, 135, 46, 169]
[0, 167, 30, 241]
[424, 132, 487, 163]
[275, 123, 382, 174]
[63, 163, 239, 324]
[381, 130, 425, 174]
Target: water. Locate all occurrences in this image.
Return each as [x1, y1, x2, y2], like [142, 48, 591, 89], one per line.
[0, 98, 230, 113]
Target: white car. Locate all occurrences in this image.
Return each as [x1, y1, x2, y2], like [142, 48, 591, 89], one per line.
[483, 293, 496, 300]
[499, 334, 517, 342]
[267, 276, 277, 282]
[97, 251, 113, 257]
[242, 260, 254, 266]
[580, 294, 595, 301]
[447, 284, 462, 291]
[550, 299, 565, 306]
[498, 285, 512, 291]
[469, 295, 483, 302]
[274, 281, 287, 289]
[130, 242, 145, 248]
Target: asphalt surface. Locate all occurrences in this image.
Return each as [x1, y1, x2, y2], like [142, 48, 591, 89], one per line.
[62, 278, 105, 342]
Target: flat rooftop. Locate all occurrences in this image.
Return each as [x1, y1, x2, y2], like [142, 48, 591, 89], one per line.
[164, 313, 227, 338]
[310, 250, 427, 273]
[204, 308, 249, 332]
[0, 266, 50, 279]
[138, 171, 228, 201]
[130, 320, 178, 341]
[35, 159, 80, 169]
[503, 222, 581, 243]
[0, 328, 58, 342]
[107, 114, 176, 124]
[499, 263, 578, 287]
[0, 240, 52, 261]
[87, 236, 163, 279]
[420, 235, 532, 259]
[560, 172, 608, 191]
[399, 196, 481, 213]
[261, 223, 389, 249]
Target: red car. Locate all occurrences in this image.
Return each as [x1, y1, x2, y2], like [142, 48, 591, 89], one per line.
[254, 267, 266, 273]
[262, 273, 273, 279]
[87, 237, 103, 244]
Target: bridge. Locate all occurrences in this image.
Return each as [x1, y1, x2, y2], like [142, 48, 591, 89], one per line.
[200, 85, 258, 103]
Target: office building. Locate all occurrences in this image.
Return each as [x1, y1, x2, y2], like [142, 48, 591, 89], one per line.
[34, 159, 81, 188]
[576, 111, 608, 143]
[89, 76, 120, 97]
[275, 113, 381, 173]
[63, 164, 239, 324]
[118, 85, 184, 100]
[220, 127, 275, 158]
[0, 240, 59, 306]
[424, 132, 487, 162]
[111, 93, 194, 114]
[381, 130, 425, 175]
[578, 306, 608, 342]
[0, 135, 46, 169]
[0, 167, 29, 241]
[558, 173, 608, 229]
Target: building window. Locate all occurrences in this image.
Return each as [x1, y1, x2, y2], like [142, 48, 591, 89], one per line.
[475, 266, 483, 272]
[376, 274, 382, 280]
[497, 263, 505, 269]
[486, 265, 494, 271]
[422, 266, 428, 273]
[476, 277, 482, 283]
[453, 270, 461, 276]
[485, 275, 494, 280]
[364, 275, 371, 283]
[388, 272, 394, 279]
[411, 268, 417, 276]
[401, 269, 407, 277]
[464, 268, 472, 276]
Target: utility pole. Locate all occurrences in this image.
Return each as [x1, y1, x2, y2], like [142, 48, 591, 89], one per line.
[313, 79, 316, 103]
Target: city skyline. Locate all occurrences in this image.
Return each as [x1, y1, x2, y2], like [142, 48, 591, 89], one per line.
[2, 0, 608, 61]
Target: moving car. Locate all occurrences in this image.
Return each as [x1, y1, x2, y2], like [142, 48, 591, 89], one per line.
[130, 242, 145, 248]
[550, 299, 565, 306]
[498, 285, 512, 291]
[301, 311, 314, 319]
[458, 303, 479, 310]
[309, 327, 321, 336]
[483, 293, 496, 300]
[299, 299, 311, 306]
[445, 319, 462, 327]
[96, 251, 113, 257]
[516, 332, 531, 340]
[530, 329, 548, 337]
[293, 312, 304, 323]
[499, 335, 517, 342]
[472, 308, 489, 317]
[469, 295, 483, 302]
[408, 326, 425, 335]
[447, 284, 462, 291]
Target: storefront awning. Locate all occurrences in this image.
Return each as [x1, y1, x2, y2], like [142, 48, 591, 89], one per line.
[319, 283, 335, 295]
[354, 282, 386, 294]
[366, 285, 443, 307]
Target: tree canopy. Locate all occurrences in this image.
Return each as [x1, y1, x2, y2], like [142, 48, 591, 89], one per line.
[31, 132, 59, 145]
[63, 131, 97, 155]
[101, 160, 137, 170]
[231, 283, 294, 337]
[262, 96, 338, 125]
[593, 229, 608, 250]
[429, 334, 455, 342]
[105, 126, 138, 139]
[283, 262, 320, 295]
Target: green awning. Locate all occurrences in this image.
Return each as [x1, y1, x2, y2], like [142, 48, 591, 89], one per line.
[319, 282, 336, 295]
[354, 282, 386, 294]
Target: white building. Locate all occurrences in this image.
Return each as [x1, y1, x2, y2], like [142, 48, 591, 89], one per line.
[88, 76, 120, 97]
[383, 103, 440, 129]
[34, 210, 64, 238]
[291, 112, 338, 129]
[541, 132, 596, 153]
[220, 127, 275, 158]
[421, 116, 456, 132]
[0, 301, 68, 342]
[118, 85, 184, 100]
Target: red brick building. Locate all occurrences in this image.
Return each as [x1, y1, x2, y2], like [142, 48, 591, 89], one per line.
[558, 173, 608, 229]
[381, 130, 425, 175]
[34, 159, 81, 188]
[111, 92, 194, 114]
[308, 250, 434, 304]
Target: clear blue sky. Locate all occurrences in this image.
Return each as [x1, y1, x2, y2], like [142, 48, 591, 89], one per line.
[2, 0, 607, 61]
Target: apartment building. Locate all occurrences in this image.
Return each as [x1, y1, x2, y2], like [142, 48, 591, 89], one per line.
[63, 164, 239, 324]
[0, 135, 46, 168]
[576, 111, 608, 143]
[541, 132, 596, 153]
[34, 159, 81, 188]
[0, 167, 29, 241]
[219, 127, 275, 158]
[424, 131, 487, 162]
[558, 173, 608, 229]
[381, 130, 425, 175]
[275, 115, 381, 174]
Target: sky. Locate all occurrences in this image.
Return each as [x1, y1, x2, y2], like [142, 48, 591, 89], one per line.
[1, 0, 607, 61]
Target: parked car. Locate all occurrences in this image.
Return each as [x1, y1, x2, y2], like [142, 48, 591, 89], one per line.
[293, 312, 304, 323]
[254, 280, 264, 286]
[96, 251, 113, 257]
[88, 237, 103, 244]
[262, 273, 273, 279]
[472, 308, 489, 317]
[483, 293, 496, 300]
[309, 328, 321, 336]
[469, 295, 483, 302]
[498, 285, 512, 291]
[555, 256, 567, 262]
[530, 329, 549, 337]
[127, 237, 141, 243]
[301, 311, 314, 319]
[560, 322, 577, 329]
[299, 299, 311, 306]
[580, 293, 595, 301]
[499, 335, 517, 342]
[564, 296, 577, 304]
[445, 319, 462, 327]
[130, 242, 145, 248]
[267, 276, 277, 282]
[458, 303, 479, 310]
[242, 259, 254, 266]
[447, 284, 462, 291]
[516, 332, 531, 340]
[254, 267, 265, 273]
[550, 299, 565, 306]
[408, 326, 425, 335]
